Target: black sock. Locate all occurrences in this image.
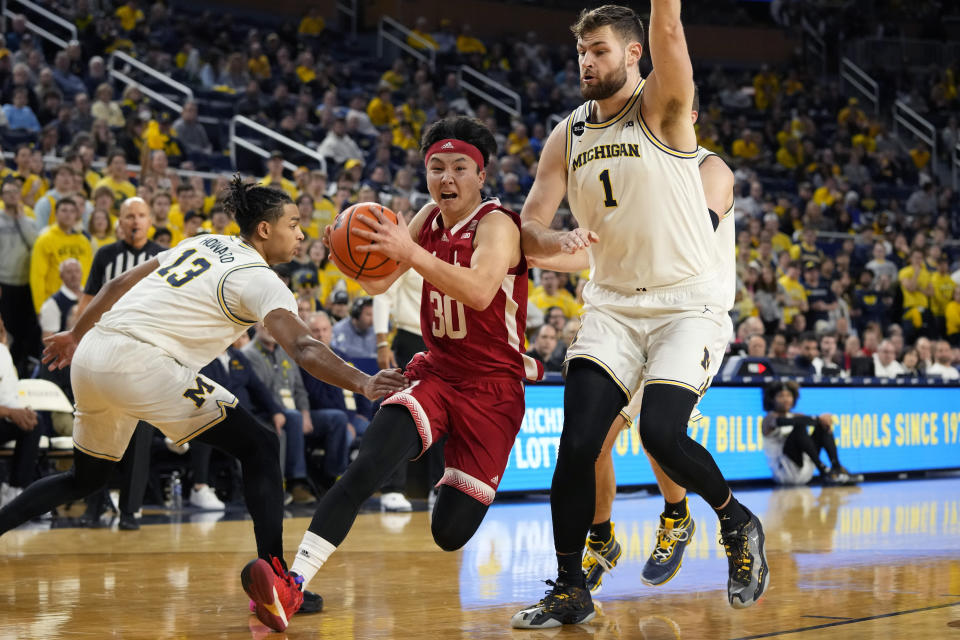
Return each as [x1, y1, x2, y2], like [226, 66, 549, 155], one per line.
[664, 497, 687, 520]
[716, 497, 750, 532]
[557, 552, 586, 587]
[589, 519, 611, 541]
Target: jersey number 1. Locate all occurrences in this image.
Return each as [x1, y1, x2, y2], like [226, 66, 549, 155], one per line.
[429, 290, 467, 339]
[598, 169, 618, 208]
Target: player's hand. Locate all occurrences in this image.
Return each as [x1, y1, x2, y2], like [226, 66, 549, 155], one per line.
[361, 369, 408, 401]
[377, 343, 397, 370]
[352, 208, 416, 263]
[272, 412, 286, 433]
[819, 413, 834, 429]
[558, 228, 599, 254]
[321, 224, 333, 249]
[41, 330, 79, 370]
[8, 407, 38, 431]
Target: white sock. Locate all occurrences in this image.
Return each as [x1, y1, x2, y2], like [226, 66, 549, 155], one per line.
[290, 531, 337, 586]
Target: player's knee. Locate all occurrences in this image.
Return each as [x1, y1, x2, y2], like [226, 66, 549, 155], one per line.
[431, 517, 472, 552]
[637, 385, 697, 460]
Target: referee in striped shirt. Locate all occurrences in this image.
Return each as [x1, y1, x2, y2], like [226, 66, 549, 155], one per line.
[78, 197, 163, 530]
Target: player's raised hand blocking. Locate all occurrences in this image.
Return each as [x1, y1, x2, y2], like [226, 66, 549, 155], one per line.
[41, 330, 79, 370]
[361, 369, 408, 401]
[559, 228, 600, 254]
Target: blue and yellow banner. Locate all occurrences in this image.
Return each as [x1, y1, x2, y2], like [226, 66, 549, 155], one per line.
[500, 384, 960, 492]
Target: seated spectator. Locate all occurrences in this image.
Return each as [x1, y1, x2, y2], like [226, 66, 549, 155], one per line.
[91, 83, 125, 128]
[898, 348, 923, 378]
[38, 258, 82, 338]
[777, 261, 807, 328]
[813, 333, 842, 376]
[3, 87, 39, 132]
[94, 150, 136, 205]
[261, 151, 299, 200]
[865, 241, 898, 282]
[525, 323, 563, 372]
[331, 296, 376, 359]
[318, 117, 364, 167]
[243, 324, 325, 503]
[0, 317, 41, 508]
[872, 339, 905, 378]
[762, 381, 859, 486]
[172, 100, 212, 156]
[530, 270, 581, 319]
[925, 340, 959, 380]
[898, 249, 934, 340]
[792, 332, 818, 376]
[946, 287, 960, 347]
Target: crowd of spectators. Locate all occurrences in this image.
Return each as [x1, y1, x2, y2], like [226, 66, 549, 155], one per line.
[1, 1, 959, 517]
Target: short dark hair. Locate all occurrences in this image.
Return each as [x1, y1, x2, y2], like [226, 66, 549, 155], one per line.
[420, 116, 497, 169]
[570, 4, 645, 45]
[221, 173, 292, 237]
[56, 196, 79, 212]
[763, 380, 799, 411]
[107, 149, 126, 165]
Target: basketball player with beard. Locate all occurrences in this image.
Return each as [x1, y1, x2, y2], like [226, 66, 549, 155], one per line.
[511, 4, 768, 629]
[527, 88, 737, 595]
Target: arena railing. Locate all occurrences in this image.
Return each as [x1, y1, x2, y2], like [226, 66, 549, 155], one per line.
[801, 16, 827, 76]
[0, 0, 76, 48]
[847, 37, 958, 72]
[228, 115, 327, 176]
[457, 65, 521, 120]
[953, 142, 960, 191]
[108, 51, 194, 109]
[839, 57, 879, 116]
[335, 0, 357, 38]
[893, 100, 938, 178]
[376, 16, 436, 71]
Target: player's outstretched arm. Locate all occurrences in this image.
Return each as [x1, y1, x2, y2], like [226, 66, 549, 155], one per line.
[520, 121, 598, 257]
[42, 257, 160, 370]
[528, 252, 590, 273]
[642, 0, 696, 149]
[264, 308, 407, 400]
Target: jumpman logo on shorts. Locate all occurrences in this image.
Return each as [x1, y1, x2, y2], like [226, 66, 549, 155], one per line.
[702, 305, 712, 314]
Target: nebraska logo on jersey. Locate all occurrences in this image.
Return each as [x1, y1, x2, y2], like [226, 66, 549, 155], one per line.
[441, 141, 455, 150]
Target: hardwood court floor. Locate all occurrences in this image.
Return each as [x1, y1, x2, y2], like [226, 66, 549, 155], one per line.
[2, 476, 960, 639]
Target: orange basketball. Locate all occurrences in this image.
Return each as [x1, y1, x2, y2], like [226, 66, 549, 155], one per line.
[328, 202, 401, 280]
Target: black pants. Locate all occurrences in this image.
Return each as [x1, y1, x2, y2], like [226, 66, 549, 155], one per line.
[0, 283, 41, 374]
[0, 405, 285, 560]
[381, 329, 429, 495]
[308, 405, 488, 551]
[84, 421, 153, 516]
[782, 421, 839, 470]
[0, 418, 43, 487]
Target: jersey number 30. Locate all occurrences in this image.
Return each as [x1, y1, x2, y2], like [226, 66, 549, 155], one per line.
[156, 248, 212, 287]
[429, 290, 467, 339]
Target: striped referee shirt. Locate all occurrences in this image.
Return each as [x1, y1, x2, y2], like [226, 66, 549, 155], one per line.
[83, 239, 163, 296]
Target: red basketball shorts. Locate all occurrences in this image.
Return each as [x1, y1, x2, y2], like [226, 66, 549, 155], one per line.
[381, 353, 525, 505]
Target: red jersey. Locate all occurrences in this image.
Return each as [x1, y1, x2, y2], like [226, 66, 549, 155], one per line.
[416, 199, 543, 382]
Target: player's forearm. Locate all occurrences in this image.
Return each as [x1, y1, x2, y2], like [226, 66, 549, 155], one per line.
[295, 338, 369, 395]
[528, 251, 589, 273]
[408, 245, 499, 310]
[648, 0, 693, 88]
[520, 220, 564, 258]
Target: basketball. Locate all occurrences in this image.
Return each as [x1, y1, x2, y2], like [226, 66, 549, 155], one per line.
[327, 202, 401, 280]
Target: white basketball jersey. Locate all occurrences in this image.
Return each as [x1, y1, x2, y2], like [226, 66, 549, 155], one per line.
[564, 79, 717, 294]
[696, 146, 736, 311]
[98, 235, 298, 370]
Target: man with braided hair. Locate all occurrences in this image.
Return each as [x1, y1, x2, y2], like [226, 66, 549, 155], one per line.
[0, 176, 407, 633]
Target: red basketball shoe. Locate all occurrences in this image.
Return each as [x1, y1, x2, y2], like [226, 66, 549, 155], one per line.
[241, 556, 304, 631]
